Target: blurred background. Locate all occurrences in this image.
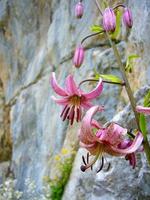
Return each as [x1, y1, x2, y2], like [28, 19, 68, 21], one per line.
[0, 0, 150, 199]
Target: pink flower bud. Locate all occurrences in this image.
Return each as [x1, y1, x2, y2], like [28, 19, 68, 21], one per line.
[103, 8, 116, 32]
[73, 45, 84, 68]
[75, 2, 84, 19]
[123, 8, 133, 28]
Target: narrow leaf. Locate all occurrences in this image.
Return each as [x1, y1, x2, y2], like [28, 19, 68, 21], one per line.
[95, 73, 123, 84]
[90, 25, 103, 33]
[144, 90, 150, 107]
[125, 54, 139, 73]
[139, 114, 147, 138]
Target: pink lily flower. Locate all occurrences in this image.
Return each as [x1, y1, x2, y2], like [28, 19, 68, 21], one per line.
[78, 106, 143, 171]
[50, 73, 103, 125]
[136, 105, 150, 115]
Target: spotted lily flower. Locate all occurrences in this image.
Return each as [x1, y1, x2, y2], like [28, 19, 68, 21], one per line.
[136, 106, 150, 115]
[50, 73, 103, 125]
[78, 106, 143, 172]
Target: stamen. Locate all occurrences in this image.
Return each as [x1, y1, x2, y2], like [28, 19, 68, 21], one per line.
[62, 106, 70, 121]
[82, 155, 87, 165]
[76, 107, 82, 122]
[60, 105, 68, 117]
[87, 152, 89, 164]
[69, 106, 75, 125]
[106, 163, 111, 171]
[80, 151, 100, 172]
[96, 156, 104, 173]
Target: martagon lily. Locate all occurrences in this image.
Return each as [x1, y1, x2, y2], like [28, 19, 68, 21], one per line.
[78, 106, 143, 171]
[50, 73, 103, 125]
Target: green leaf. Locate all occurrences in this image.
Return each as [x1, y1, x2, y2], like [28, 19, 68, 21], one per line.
[95, 73, 123, 84]
[139, 114, 147, 138]
[111, 10, 122, 40]
[144, 90, 150, 107]
[125, 54, 140, 73]
[90, 25, 103, 33]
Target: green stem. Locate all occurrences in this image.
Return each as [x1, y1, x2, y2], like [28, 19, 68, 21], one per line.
[95, 0, 150, 165]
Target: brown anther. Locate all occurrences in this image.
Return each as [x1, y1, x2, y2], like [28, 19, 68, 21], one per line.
[80, 165, 86, 172]
[96, 156, 104, 173]
[82, 155, 87, 165]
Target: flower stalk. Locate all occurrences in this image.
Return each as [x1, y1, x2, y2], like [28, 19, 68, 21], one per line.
[95, 0, 150, 165]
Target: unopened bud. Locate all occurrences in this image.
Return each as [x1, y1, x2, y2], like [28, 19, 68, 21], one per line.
[123, 8, 133, 28]
[73, 45, 84, 68]
[75, 2, 84, 19]
[103, 8, 116, 32]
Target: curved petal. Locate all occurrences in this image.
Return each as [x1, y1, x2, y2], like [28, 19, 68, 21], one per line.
[136, 105, 150, 115]
[110, 132, 143, 155]
[65, 75, 80, 96]
[83, 78, 103, 100]
[79, 106, 100, 144]
[79, 141, 96, 148]
[50, 72, 68, 96]
[51, 96, 69, 105]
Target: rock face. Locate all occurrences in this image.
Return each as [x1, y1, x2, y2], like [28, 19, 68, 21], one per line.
[0, 0, 150, 199]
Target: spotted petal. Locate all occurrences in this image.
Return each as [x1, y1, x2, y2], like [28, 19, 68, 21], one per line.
[50, 72, 68, 96]
[65, 75, 80, 96]
[83, 78, 103, 100]
[136, 106, 150, 115]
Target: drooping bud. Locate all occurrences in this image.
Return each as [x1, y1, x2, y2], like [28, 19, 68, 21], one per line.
[103, 8, 116, 32]
[123, 8, 133, 28]
[73, 45, 84, 68]
[75, 2, 84, 19]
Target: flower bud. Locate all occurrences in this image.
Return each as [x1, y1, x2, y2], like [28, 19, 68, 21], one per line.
[103, 8, 116, 32]
[123, 8, 133, 28]
[73, 45, 84, 68]
[75, 2, 84, 19]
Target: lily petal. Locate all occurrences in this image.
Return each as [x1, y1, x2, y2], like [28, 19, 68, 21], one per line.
[79, 106, 100, 144]
[110, 132, 143, 155]
[83, 78, 103, 100]
[65, 75, 80, 96]
[51, 96, 69, 105]
[50, 72, 67, 96]
[136, 105, 150, 115]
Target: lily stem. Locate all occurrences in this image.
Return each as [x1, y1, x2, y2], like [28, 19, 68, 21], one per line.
[95, 0, 150, 165]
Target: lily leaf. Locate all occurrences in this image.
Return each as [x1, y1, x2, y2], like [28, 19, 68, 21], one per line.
[125, 54, 140, 73]
[139, 114, 147, 138]
[90, 25, 103, 33]
[144, 90, 150, 107]
[95, 73, 123, 84]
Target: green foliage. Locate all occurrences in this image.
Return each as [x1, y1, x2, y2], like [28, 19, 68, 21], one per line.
[125, 54, 139, 73]
[139, 90, 150, 138]
[47, 149, 75, 200]
[144, 90, 150, 107]
[139, 114, 147, 139]
[90, 25, 103, 33]
[95, 72, 123, 84]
